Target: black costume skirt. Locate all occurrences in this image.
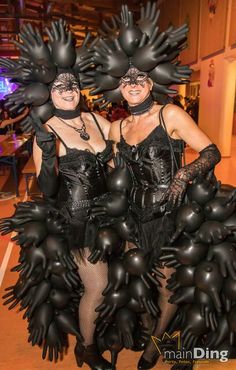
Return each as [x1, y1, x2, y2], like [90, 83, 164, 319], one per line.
[130, 202, 176, 260]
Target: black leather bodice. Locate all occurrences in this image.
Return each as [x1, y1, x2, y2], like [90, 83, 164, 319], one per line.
[47, 114, 113, 219]
[57, 142, 113, 205]
[117, 111, 184, 210]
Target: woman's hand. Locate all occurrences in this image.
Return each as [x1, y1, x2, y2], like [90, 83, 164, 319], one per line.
[160, 176, 187, 211]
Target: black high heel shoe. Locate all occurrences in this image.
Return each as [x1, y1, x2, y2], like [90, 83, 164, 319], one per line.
[137, 352, 160, 370]
[74, 342, 114, 370]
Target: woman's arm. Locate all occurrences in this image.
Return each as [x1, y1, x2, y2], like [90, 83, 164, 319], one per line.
[0, 107, 29, 128]
[161, 104, 221, 210]
[164, 104, 212, 151]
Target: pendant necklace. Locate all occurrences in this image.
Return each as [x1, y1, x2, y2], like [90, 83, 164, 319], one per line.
[57, 116, 90, 141]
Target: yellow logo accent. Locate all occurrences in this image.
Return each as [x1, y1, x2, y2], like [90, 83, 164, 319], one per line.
[151, 331, 181, 355]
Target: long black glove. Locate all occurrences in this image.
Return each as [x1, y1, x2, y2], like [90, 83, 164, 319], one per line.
[31, 112, 58, 202]
[160, 143, 221, 211]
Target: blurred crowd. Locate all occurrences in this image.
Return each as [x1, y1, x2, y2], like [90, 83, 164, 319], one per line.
[173, 94, 199, 124]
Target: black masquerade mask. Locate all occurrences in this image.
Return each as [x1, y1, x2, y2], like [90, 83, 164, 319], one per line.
[51, 73, 80, 94]
[119, 67, 149, 87]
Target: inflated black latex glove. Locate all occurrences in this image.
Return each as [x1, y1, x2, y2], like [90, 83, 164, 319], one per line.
[166, 266, 195, 291]
[31, 111, 59, 200]
[2, 279, 26, 310]
[186, 169, 218, 205]
[206, 242, 236, 280]
[0, 57, 55, 84]
[169, 286, 195, 305]
[80, 39, 129, 77]
[118, 4, 142, 56]
[0, 213, 32, 235]
[82, 71, 119, 96]
[152, 80, 178, 95]
[73, 33, 95, 74]
[194, 288, 218, 331]
[95, 288, 130, 321]
[28, 302, 54, 345]
[160, 144, 221, 212]
[98, 15, 120, 39]
[181, 305, 208, 349]
[193, 221, 236, 245]
[46, 260, 80, 289]
[43, 235, 78, 270]
[11, 221, 48, 248]
[222, 277, 236, 312]
[194, 261, 223, 313]
[20, 102, 54, 132]
[137, 1, 160, 38]
[113, 213, 139, 245]
[88, 227, 123, 264]
[90, 192, 129, 219]
[129, 279, 159, 317]
[149, 62, 191, 85]
[162, 24, 188, 60]
[23, 280, 51, 319]
[102, 259, 127, 295]
[115, 308, 137, 349]
[132, 28, 168, 71]
[12, 244, 47, 278]
[204, 192, 236, 221]
[205, 314, 228, 348]
[160, 235, 208, 268]
[227, 305, 236, 345]
[42, 321, 64, 361]
[3, 266, 44, 309]
[107, 153, 133, 194]
[13, 23, 53, 66]
[55, 309, 84, 341]
[5, 83, 49, 111]
[123, 248, 165, 288]
[171, 202, 205, 241]
[13, 201, 52, 223]
[92, 87, 123, 109]
[46, 19, 76, 68]
[49, 289, 71, 309]
[46, 211, 69, 235]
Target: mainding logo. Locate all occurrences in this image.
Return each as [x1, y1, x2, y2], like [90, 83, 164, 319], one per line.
[151, 331, 229, 364]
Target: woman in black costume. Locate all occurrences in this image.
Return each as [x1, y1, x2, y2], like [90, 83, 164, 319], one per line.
[79, 3, 221, 368]
[32, 70, 114, 370]
[109, 67, 221, 370]
[0, 19, 114, 370]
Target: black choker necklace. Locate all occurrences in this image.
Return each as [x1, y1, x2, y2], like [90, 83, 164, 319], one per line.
[54, 107, 81, 119]
[128, 94, 154, 116]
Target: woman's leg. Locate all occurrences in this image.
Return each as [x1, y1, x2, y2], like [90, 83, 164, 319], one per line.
[76, 248, 108, 345]
[140, 266, 178, 362]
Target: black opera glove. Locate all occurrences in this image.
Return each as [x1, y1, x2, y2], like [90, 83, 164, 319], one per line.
[31, 112, 59, 200]
[160, 143, 221, 211]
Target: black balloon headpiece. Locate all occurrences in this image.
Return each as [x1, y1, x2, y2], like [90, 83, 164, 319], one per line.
[79, 1, 192, 108]
[0, 20, 93, 132]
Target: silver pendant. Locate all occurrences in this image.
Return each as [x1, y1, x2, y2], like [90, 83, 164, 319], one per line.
[80, 132, 90, 141]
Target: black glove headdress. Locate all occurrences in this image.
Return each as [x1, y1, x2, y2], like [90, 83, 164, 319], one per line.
[0, 19, 93, 132]
[79, 2, 192, 108]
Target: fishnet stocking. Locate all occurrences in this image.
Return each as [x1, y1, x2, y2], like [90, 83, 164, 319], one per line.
[76, 248, 108, 345]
